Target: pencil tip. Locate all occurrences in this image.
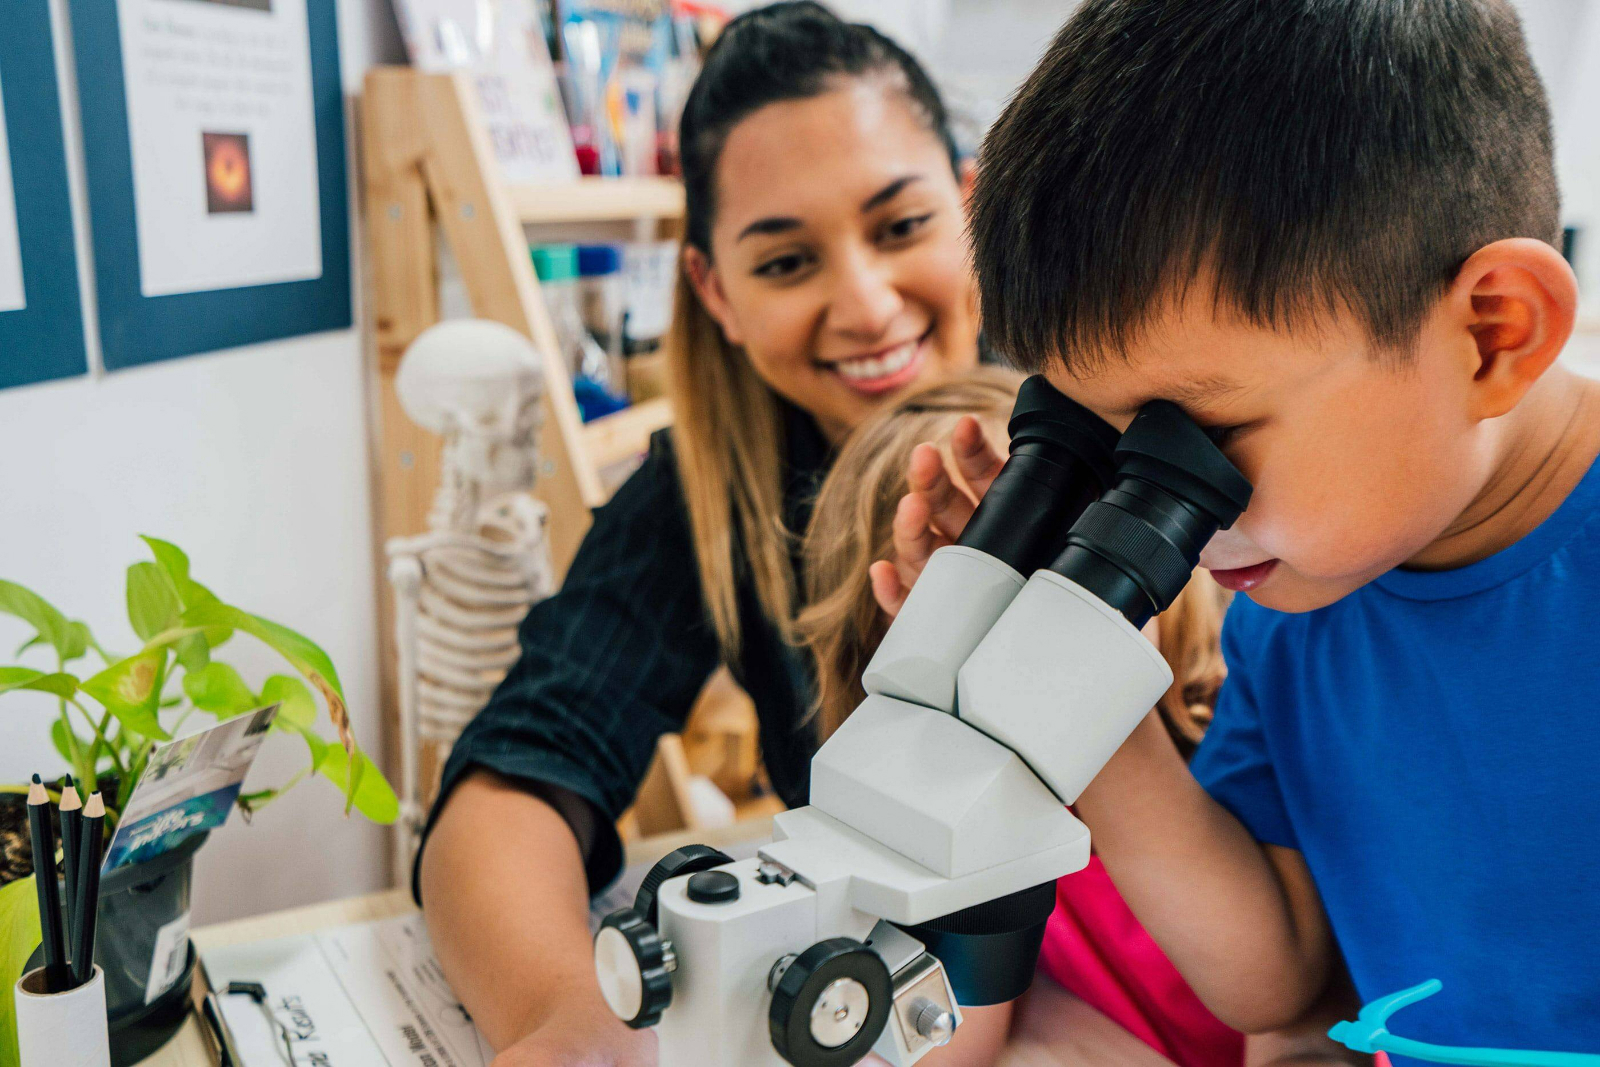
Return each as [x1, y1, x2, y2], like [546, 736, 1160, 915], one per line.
[63, 774, 74, 787]
[27, 780, 46, 804]
[85, 793, 105, 818]
[31, 773, 41, 784]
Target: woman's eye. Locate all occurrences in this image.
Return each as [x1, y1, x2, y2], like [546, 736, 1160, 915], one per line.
[754, 252, 811, 278]
[882, 213, 934, 242]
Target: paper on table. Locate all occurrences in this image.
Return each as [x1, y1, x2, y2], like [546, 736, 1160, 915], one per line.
[0, 60, 25, 313]
[204, 913, 497, 1067]
[117, 0, 322, 297]
[198, 837, 771, 1065]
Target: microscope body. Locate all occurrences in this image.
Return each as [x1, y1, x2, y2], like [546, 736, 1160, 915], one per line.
[594, 382, 1250, 1067]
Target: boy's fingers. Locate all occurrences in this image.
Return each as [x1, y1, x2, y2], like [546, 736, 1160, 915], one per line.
[909, 442, 976, 542]
[869, 561, 909, 618]
[952, 416, 1007, 499]
[889, 491, 937, 587]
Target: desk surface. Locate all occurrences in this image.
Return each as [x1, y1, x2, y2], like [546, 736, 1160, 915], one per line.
[137, 817, 778, 1066]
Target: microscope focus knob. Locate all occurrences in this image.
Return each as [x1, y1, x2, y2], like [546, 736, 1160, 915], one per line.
[633, 844, 734, 925]
[768, 938, 892, 1067]
[594, 908, 675, 1029]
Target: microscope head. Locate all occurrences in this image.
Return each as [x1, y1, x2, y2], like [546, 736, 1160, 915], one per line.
[958, 399, 1253, 805]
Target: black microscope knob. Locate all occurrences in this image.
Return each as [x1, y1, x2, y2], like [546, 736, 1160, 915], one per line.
[768, 938, 893, 1067]
[593, 907, 675, 1029]
[633, 844, 734, 925]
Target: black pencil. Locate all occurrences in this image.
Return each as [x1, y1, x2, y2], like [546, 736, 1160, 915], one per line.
[58, 775, 82, 956]
[69, 791, 105, 990]
[25, 776, 70, 993]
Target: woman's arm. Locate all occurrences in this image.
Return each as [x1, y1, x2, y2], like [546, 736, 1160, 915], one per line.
[416, 441, 731, 1064]
[421, 770, 655, 1063]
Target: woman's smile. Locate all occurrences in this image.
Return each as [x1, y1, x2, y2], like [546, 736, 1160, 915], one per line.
[821, 329, 930, 395]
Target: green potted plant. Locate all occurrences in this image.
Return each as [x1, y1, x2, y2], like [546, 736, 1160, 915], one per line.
[0, 536, 396, 1064]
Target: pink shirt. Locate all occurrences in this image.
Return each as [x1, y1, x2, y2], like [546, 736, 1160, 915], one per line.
[1038, 855, 1243, 1067]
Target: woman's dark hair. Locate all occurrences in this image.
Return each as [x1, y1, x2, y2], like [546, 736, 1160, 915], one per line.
[679, 1, 958, 253]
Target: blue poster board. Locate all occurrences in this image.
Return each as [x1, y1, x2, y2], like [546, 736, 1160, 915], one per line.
[70, 0, 351, 370]
[0, 0, 87, 390]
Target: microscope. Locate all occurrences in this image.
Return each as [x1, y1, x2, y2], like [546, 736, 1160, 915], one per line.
[593, 377, 1251, 1067]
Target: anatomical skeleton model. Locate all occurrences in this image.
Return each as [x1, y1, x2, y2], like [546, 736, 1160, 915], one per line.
[387, 320, 555, 873]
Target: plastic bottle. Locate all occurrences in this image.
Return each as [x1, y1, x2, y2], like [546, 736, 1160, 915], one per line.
[532, 243, 627, 421]
[577, 244, 626, 392]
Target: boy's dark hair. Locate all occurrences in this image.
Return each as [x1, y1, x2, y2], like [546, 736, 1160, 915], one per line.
[971, 0, 1560, 372]
[680, 1, 958, 255]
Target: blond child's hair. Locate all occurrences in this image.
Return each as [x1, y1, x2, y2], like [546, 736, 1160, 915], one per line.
[795, 369, 1228, 755]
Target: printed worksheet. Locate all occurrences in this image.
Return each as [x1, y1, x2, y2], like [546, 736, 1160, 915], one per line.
[118, 0, 322, 296]
[204, 914, 496, 1067]
[0, 60, 25, 313]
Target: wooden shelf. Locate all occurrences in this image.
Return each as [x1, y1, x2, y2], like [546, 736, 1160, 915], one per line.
[582, 396, 673, 472]
[511, 177, 685, 224]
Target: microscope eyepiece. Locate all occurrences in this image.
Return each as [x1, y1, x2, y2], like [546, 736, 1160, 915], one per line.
[1049, 400, 1252, 627]
[956, 376, 1120, 576]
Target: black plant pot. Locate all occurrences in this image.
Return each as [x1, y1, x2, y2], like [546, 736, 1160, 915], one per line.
[29, 831, 207, 1065]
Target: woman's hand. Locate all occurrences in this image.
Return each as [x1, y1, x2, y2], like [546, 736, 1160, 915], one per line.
[490, 992, 657, 1067]
[869, 416, 1007, 616]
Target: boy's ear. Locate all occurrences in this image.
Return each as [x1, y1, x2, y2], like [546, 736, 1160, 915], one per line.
[683, 245, 745, 347]
[1450, 238, 1578, 420]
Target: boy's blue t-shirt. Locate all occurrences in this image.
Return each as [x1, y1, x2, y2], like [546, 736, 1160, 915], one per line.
[1190, 454, 1600, 1061]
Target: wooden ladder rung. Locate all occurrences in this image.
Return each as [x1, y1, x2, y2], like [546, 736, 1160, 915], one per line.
[510, 177, 686, 224]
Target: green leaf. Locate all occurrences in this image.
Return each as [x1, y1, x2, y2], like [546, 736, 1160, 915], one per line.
[0, 580, 85, 662]
[182, 662, 258, 717]
[0, 667, 79, 699]
[0, 875, 43, 1064]
[260, 675, 316, 730]
[283, 719, 328, 767]
[126, 562, 181, 643]
[315, 744, 398, 824]
[187, 582, 234, 647]
[50, 717, 81, 765]
[81, 649, 170, 741]
[181, 601, 347, 743]
[141, 536, 194, 600]
[174, 633, 210, 674]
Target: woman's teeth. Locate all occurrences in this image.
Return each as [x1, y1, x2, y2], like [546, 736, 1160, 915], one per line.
[834, 342, 916, 381]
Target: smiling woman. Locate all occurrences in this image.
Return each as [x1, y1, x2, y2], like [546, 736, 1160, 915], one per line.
[413, 4, 982, 1063]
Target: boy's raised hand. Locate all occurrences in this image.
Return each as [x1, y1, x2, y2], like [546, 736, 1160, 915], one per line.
[869, 415, 1007, 617]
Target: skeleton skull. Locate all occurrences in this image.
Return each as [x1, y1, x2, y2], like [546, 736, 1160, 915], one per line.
[395, 319, 547, 506]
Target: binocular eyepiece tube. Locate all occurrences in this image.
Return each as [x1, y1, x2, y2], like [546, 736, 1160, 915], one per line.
[860, 376, 1120, 713]
[1050, 400, 1254, 629]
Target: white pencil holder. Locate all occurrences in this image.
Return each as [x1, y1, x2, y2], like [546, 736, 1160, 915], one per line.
[14, 965, 111, 1067]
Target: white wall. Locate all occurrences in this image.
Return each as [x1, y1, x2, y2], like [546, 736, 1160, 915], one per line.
[0, 0, 405, 924]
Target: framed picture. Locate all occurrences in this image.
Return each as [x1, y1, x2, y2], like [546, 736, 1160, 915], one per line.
[0, 0, 87, 391]
[71, 0, 352, 370]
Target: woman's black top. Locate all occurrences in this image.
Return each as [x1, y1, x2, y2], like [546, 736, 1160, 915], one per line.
[418, 402, 832, 895]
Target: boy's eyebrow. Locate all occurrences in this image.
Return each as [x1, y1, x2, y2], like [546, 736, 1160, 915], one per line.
[1115, 375, 1248, 415]
[736, 176, 924, 242]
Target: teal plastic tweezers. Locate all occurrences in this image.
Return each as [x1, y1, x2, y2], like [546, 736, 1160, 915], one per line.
[1328, 980, 1600, 1066]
